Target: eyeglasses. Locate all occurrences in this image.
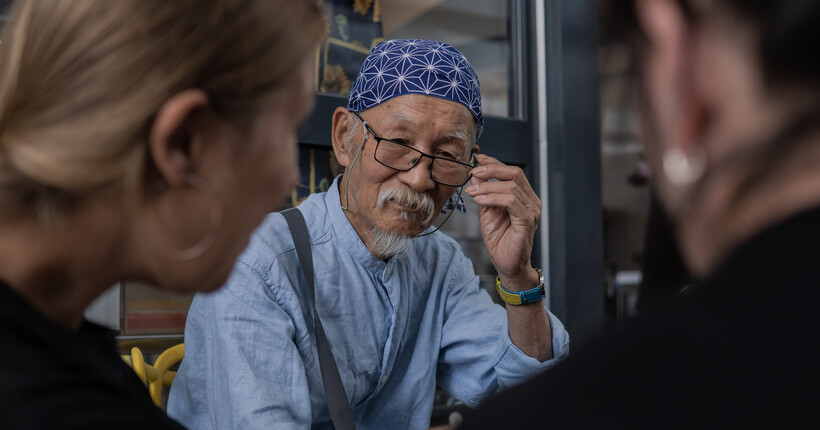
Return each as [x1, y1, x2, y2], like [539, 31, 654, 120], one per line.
[352, 111, 475, 187]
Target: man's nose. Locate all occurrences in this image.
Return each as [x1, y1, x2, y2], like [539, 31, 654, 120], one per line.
[398, 155, 436, 191]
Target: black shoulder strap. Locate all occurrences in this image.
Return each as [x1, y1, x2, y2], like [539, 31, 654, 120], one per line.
[281, 208, 356, 430]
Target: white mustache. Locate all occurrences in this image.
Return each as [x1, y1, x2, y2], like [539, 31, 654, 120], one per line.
[376, 187, 435, 224]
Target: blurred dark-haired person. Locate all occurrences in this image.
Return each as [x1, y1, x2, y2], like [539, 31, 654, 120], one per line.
[0, 0, 324, 428]
[460, 0, 820, 428]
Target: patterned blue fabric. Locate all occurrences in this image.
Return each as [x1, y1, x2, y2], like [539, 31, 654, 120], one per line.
[442, 191, 467, 214]
[347, 39, 484, 137]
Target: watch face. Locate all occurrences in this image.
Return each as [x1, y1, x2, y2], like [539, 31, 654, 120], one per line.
[535, 268, 545, 286]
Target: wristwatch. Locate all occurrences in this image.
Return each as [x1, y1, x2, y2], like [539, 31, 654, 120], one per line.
[495, 268, 545, 305]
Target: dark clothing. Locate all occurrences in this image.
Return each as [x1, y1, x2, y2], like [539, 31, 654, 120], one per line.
[0, 281, 185, 430]
[637, 194, 692, 313]
[461, 207, 820, 429]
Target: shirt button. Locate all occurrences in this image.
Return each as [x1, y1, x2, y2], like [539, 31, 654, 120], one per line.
[380, 375, 388, 384]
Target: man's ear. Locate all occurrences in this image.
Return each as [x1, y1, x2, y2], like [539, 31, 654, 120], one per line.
[331, 106, 356, 167]
[636, 0, 699, 154]
[148, 89, 211, 187]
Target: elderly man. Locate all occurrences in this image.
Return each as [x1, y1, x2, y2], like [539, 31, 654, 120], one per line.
[168, 39, 569, 429]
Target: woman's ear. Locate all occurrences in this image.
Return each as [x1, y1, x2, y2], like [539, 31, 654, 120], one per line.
[331, 106, 355, 167]
[148, 89, 211, 187]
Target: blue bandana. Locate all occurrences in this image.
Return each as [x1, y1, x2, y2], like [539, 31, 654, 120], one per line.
[346, 39, 484, 137]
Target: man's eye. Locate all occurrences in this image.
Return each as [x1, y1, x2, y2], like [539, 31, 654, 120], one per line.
[389, 139, 410, 146]
[437, 151, 456, 159]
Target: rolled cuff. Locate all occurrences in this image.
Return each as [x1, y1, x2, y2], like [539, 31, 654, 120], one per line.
[493, 309, 570, 388]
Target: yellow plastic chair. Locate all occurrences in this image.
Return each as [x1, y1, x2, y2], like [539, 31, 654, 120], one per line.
[149, 343, 184, 405]
[122, 343, 185, 407]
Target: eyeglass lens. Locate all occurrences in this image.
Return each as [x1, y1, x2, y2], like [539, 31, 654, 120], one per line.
[375, 139, 472, 187]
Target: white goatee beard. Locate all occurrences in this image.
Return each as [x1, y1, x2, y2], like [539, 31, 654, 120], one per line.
[369, 186, 436, 259]
[369, 227, 416, 260]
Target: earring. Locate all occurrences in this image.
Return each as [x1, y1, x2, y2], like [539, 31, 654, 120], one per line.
[160, 174, 223, 261]
[662, 147, 706, 186]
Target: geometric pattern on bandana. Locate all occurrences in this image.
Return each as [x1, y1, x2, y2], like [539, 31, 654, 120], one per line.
[346, 39, 484, 137]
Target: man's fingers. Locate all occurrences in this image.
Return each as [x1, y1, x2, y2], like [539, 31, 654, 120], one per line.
[466, 180, 538, 206]
[474, 193, 540, 222]
[466, 172, 540, 210]
[471, 155, 536, 195]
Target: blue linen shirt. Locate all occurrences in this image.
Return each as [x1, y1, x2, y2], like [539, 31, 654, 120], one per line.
[167, 177, 569, 430]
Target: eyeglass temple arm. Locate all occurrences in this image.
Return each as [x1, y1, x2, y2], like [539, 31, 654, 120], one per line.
[341, 114, 370, 211]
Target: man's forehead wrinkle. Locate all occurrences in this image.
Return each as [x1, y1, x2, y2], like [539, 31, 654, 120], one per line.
[388, 110, 415, 126]
[384, 106, 469, 130]
[377, 108, 471, 150]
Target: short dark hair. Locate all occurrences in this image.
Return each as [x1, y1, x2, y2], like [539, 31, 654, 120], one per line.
[600, 0, 820, 93]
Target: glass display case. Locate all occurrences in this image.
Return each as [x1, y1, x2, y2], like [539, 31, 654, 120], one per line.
[318, 0, 518, 118]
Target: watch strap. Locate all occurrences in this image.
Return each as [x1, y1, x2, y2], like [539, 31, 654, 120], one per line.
[495, 271, 545, 305]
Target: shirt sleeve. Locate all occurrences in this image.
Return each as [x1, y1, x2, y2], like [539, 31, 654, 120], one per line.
[436, 251, 570, 408]
[167, 261, 313, 430]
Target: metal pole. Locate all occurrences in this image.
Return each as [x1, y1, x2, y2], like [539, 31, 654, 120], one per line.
[535, 0, 551, 307]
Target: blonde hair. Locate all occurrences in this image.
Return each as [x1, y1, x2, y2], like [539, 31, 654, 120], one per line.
[0, 0, 325, 222]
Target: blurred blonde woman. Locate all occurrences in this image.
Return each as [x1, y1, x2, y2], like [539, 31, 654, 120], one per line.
[0, 0, 324, 428]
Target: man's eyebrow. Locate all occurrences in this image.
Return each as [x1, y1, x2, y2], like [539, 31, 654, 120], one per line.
[387, 111, 470, 143]
[444, 129, 470, 144]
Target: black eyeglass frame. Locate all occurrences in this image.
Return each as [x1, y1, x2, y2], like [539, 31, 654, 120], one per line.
[351, 111, 477, 187]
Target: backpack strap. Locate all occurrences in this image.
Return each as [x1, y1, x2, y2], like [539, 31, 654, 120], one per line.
[281, 208, 356, 430]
